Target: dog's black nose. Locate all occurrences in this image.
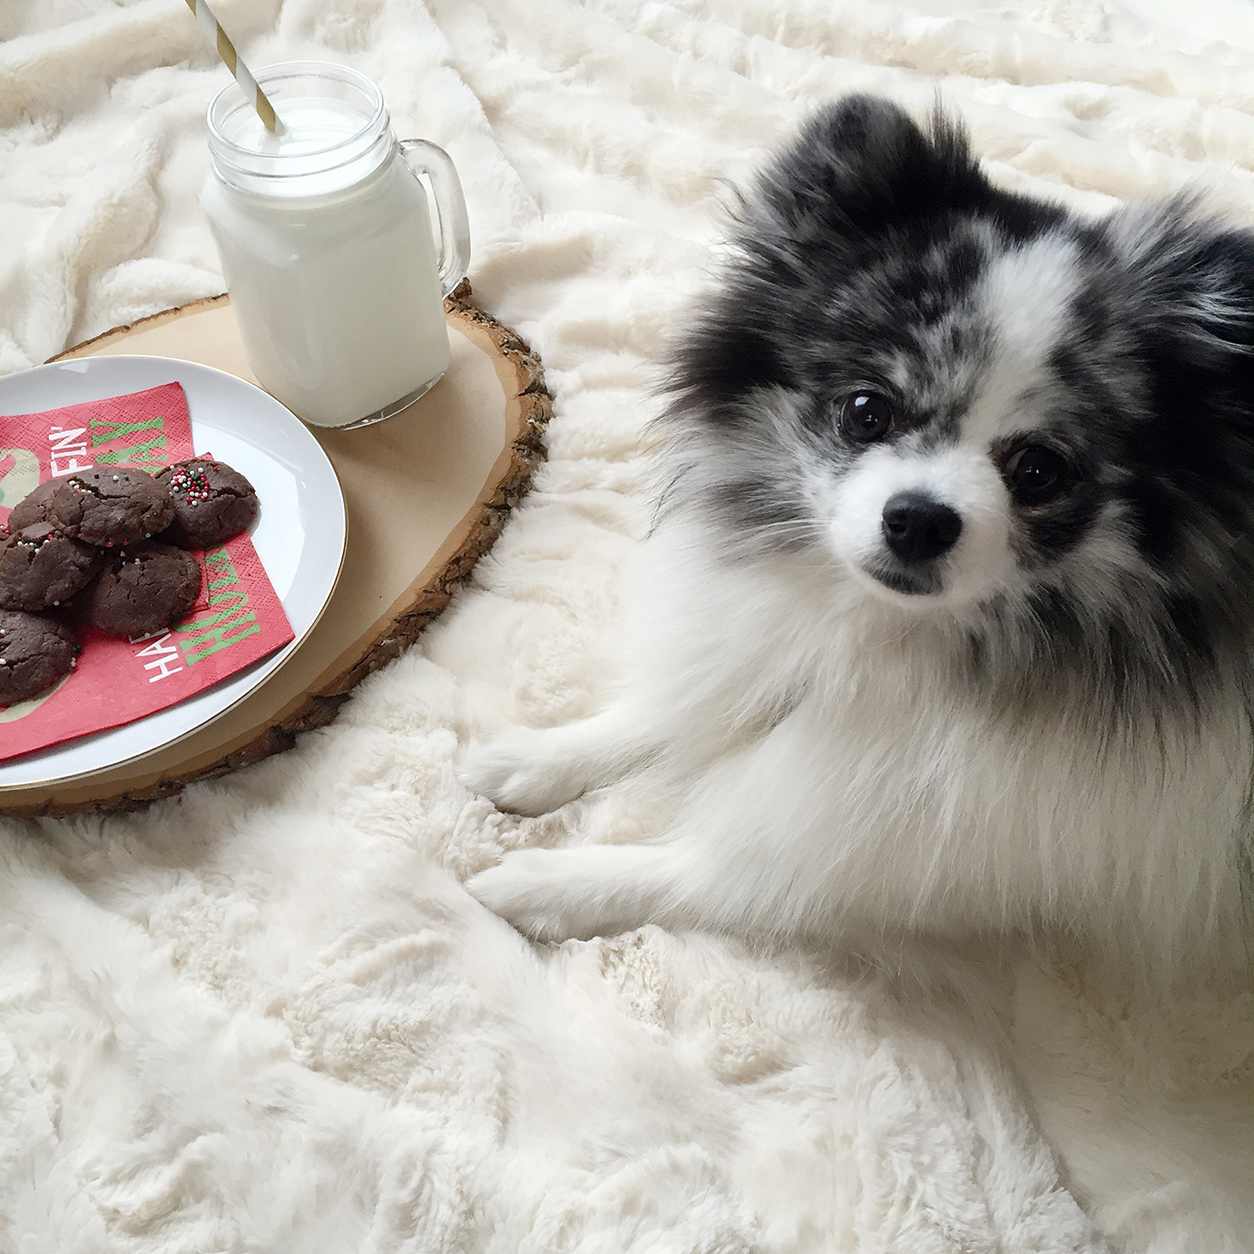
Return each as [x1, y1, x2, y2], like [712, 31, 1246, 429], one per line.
[881, 493, 963, 564]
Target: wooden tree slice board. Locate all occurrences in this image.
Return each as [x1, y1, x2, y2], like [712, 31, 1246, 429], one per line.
[0, 287, 550, 817]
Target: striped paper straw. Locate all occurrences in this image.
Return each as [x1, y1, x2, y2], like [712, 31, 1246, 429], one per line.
[183, 0, 283, 133]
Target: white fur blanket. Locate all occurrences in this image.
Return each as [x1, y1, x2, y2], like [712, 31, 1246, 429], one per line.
[4, 1, 1254, 1250]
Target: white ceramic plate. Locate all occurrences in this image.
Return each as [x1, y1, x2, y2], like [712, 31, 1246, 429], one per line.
[0, 355, 346, 790]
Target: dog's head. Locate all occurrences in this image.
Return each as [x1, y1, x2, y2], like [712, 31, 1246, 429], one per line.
[667, 96, 1254, 699]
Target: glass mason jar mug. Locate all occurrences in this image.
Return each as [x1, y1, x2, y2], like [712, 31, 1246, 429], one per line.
[201, 62, 470, 430]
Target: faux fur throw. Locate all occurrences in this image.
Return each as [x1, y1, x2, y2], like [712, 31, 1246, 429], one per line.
[3, 1, 1254, 1250]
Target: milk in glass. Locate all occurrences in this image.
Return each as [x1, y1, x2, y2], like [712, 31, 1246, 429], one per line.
[202, 63, 470, 429]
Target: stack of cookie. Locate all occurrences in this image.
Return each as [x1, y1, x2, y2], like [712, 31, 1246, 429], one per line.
[0, 458, 258, 707]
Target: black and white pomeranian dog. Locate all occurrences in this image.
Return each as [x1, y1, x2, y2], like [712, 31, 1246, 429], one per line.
[464, 95, 1254, 980]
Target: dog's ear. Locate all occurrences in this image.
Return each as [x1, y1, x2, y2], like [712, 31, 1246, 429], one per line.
[1106, 203, 1254, 465]
[1117, 204, 1254, 355]
[748, 95, 984, 245]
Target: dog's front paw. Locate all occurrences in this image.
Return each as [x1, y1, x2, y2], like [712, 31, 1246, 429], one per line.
[460, 726, 592, 816]
[466, 849, 595, 942]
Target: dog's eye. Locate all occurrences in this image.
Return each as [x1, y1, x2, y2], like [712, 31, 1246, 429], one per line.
[1005, 446, 1069, 504]
[839, 392, 894, 442]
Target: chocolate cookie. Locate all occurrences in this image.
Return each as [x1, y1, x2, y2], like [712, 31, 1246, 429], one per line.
[0, 609, 78, 706]
[6, 478, 59, 533]
[0, 523, 102, 611]
[10, 468, 174, 547]
[156, 458, 258, 549]
[79, 542, 202, 639]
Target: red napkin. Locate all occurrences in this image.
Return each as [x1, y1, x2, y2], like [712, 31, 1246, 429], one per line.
[0, 383, 294, 762]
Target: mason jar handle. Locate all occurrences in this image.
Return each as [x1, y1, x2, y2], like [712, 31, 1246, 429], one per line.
[398, 138, 471, 298]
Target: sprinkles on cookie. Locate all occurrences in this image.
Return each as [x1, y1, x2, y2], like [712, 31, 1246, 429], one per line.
[167, 464, 214, 506]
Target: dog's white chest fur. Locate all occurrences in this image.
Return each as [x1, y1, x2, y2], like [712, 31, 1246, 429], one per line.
[464, 525, 1250, 974]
